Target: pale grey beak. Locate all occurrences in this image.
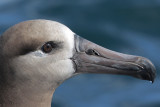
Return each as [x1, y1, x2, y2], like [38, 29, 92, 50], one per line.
[71, 35, 156, 83]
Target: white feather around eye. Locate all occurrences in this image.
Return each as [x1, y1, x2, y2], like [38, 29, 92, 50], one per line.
[30, 50, 47, 57]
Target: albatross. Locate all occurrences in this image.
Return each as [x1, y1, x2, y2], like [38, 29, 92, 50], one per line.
[0, 20, 156, 107]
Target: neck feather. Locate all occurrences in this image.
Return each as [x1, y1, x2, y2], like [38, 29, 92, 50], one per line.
[0, 85, 55, 107]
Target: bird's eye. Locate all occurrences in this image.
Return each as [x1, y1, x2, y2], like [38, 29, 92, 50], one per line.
[42, 42, 53, 53]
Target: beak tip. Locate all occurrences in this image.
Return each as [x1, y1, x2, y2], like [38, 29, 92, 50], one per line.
[138, 57, 156, 83]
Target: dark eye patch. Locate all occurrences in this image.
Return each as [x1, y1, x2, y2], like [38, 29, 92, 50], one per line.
[19, 42, 40, 55]
[18, 41, 63, 56]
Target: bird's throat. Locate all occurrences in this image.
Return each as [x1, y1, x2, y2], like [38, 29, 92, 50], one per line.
[0, 86, 55, 107]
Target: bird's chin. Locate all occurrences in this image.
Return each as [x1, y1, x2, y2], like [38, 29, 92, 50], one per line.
[70, 35, 156, 83]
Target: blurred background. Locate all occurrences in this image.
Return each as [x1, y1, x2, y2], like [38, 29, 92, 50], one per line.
[0, 0, 160, 107]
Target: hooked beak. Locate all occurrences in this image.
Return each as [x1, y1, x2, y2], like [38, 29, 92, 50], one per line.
[71, 35, 156, 83]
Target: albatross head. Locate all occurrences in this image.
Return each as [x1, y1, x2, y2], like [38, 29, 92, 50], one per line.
[0, 20, 156, 107]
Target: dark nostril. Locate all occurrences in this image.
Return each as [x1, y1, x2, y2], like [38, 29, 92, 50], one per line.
[86, 49, 100, 56]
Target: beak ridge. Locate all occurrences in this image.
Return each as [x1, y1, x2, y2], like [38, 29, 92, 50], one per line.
[71, 35, 156, 83]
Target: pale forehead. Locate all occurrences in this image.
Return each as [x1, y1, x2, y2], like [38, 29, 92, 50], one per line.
[3, 20, 74, 42]
[1, 20, 75, 56]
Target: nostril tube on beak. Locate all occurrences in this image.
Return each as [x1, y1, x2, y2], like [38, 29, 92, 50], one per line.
[85, 49, 100, 56]
[73, 34, 156, 82]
